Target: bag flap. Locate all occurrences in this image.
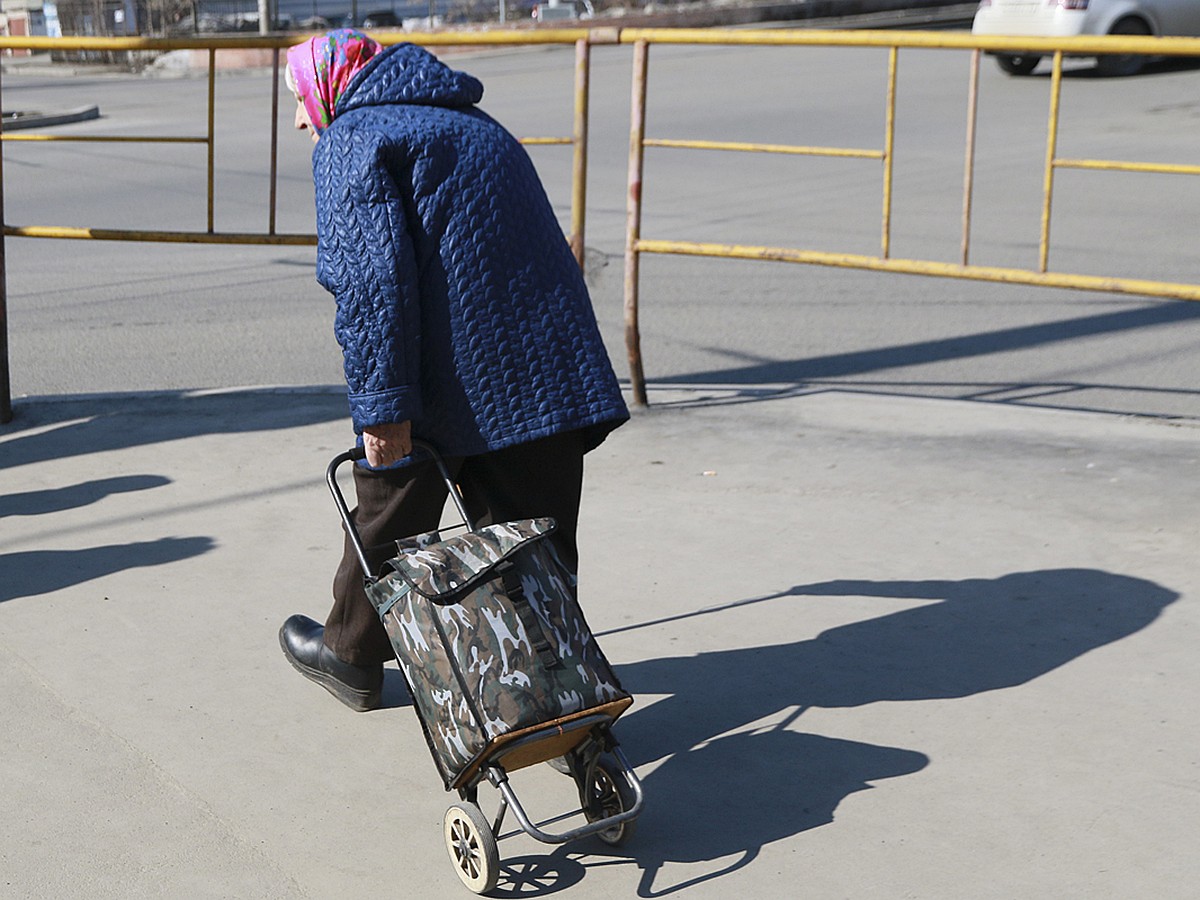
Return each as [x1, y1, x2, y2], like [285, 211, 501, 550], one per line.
[383, 518, 557, 605]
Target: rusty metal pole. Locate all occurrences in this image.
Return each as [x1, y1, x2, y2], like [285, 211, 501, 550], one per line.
[1040, 51, 1064, 274]
[623, 40, 649, 408]
[569, 37, 590, 270]
[269, 48, 280, 236]
[0, 59, 11, 425]
[880, 46, 897, 260]
[962, 48, 980, 266]
[207, 48, 216, 234]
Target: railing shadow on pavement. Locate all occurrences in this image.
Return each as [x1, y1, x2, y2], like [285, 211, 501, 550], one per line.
[671, 297, 1200, 384]
[639, 295, 1200, 417]
[0, 388, 349, 603]
[637, 377, 1200, 421]
[558, 568, 1178, 897]
[0, 386, 349, 470]
[0, 474, 171, 517]
[0, 535, 216, 603]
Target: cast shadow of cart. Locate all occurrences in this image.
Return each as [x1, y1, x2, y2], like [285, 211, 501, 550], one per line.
[491, 728, 925, 898]
[516, 567, 1178, 897]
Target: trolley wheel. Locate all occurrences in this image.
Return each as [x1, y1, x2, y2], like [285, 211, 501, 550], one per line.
[585, 755, 639, 847]
[443, 802, 500, 895]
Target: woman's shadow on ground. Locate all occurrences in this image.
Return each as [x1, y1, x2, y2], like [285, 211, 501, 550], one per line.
[493, 568, 1178, 897]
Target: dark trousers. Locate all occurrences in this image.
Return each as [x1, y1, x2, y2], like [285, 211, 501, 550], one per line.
[325, 430, 587, 666]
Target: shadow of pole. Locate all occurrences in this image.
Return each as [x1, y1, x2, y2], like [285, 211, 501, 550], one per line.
[0, 536, 216, 603]
[0, 474, 171, 517]
[663, 300, 1200, 388]
[0, 388, 348, 471]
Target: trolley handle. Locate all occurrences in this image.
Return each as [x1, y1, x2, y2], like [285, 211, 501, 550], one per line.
[325, 439, 475, 581]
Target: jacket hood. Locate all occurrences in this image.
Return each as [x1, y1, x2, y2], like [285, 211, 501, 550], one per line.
[336, 43, 484, 117]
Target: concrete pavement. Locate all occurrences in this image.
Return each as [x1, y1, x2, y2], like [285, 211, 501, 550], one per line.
[2, 383, 1197, 898]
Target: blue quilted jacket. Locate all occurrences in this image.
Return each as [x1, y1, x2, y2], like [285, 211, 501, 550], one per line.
[311, 43, 628, 461]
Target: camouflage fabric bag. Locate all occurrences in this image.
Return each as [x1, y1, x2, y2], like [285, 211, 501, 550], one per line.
[365, 517, 632, 790]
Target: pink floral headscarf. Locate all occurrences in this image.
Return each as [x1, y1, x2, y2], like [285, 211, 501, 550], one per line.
[286, 29, 382, 134]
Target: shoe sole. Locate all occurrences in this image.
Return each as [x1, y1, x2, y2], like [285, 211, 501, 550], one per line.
[278, 628, 382, 713]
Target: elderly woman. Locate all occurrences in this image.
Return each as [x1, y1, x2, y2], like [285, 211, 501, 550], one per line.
[277, 31, 628, 712]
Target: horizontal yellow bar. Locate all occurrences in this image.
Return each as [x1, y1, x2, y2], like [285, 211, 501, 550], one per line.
[635, 238, 1200, 302]
[615, 28, 1200, 57]
[2, 28, 1197, 55]
[0, 30, 593, 52]
[0, 134, 207, 144]
[4, 225, 316, 245]
[0, 34, 294, 50]
[410, 29, 598, 45]
[646, 138, 883, 159]
[1055, 158, 1200, 176]
[519, 137, 573, 146]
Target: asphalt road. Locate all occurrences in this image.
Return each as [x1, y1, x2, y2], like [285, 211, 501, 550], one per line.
[3, 39, 1200, 419]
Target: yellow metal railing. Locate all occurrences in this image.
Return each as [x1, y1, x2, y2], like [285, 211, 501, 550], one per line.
[0, 32, 596, 250]
[0, 30, 603, 422]
[4, 29, 1200, 420]
[618, 28, 1200, 405]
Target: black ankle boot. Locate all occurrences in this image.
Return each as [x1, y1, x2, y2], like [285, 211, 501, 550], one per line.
[279, 614, 383, 712]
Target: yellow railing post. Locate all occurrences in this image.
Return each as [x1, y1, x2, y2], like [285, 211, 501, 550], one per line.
[1040, 50, 1064, 274]
[269, 49, 280, 236]
[207, 48, 217, 234]
[881, 46, 898, 259]
[624, 40, 649, 408]
[0, 59, 10, 425]
[962, 48, 981, 267]
[570, 37, 590, 269]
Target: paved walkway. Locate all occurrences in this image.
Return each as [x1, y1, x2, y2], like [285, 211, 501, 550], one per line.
[2, 384, 1197, 897]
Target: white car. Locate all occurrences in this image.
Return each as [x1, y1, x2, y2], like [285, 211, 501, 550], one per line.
[972, 0, 1200, 76]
